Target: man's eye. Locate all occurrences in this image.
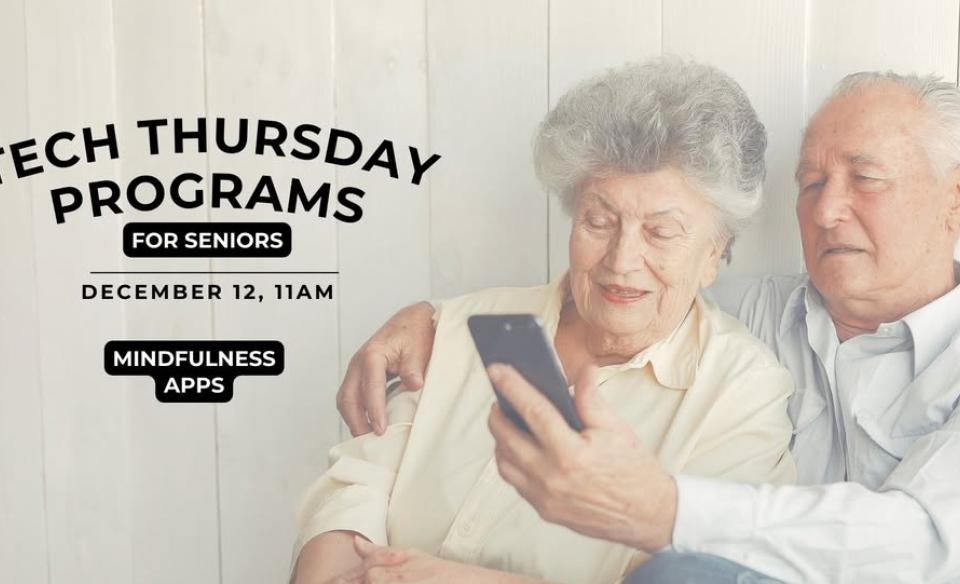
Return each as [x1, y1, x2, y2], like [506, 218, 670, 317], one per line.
[801, 180, 824, 192]
[854, 175, 888, 191]
[648, 227, 678, 240]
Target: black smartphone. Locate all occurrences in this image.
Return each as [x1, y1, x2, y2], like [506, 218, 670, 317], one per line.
[468, 314, 584, 433]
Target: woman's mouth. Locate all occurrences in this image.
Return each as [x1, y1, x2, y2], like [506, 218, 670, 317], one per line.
[599, 284, 649, 304]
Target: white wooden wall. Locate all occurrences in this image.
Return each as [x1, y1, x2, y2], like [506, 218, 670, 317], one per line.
[1, 1, 958, 583]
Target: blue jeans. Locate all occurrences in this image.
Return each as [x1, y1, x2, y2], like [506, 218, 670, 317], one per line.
[624, 551, 783, 584]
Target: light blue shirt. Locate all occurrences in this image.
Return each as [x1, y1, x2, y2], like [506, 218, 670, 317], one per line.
[674, 271, 960, 583]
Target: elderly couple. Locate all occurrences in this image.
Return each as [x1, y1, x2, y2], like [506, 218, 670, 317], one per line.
[292, 56, 960, 584]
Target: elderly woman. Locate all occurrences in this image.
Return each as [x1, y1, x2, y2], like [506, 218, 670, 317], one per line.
[293, 57, 795, 584]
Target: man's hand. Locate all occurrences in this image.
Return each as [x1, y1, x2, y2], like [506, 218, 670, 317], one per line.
[486, 363, 677, 552]
[337, 302, 437, 436]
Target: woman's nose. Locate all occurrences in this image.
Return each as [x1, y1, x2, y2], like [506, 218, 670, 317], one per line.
[604, 227, 647, 273]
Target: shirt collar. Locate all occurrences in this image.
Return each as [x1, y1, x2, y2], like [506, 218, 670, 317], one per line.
[778, 264, 960, 375]
[645, 301, 700, 389]
[901, 264, 960, 375]
[778, 275, 813, 339]
[549, 272, 699, 390]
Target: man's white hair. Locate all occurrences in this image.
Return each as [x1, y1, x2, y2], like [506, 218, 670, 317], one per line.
[830, 71, 960, 175]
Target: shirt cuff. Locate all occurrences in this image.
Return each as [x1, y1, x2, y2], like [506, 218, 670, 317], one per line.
[295, 484, 389, 556]
[672, 474, 759, 560]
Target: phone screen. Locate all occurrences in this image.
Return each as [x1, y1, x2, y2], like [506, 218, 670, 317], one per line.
[468, 314, 584, 432]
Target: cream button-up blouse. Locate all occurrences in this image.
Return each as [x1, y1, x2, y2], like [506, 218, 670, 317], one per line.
[296, 276, 795, 584]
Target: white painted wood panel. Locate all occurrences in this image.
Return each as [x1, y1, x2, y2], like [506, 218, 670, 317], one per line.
[23, 0, 130, 582]
[111, 0, 221, 582]
[0, 1, 48, 582]
[806, 0, 960, 117]
[334, 0, 432, 381]
[663, 0, 808, 278]
[427, 0, 550, 297]
[547, 0, 662, 279]
[203, 1, 339, 582]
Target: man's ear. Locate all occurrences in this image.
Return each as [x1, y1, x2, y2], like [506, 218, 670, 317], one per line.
[945, 166, 960, 233]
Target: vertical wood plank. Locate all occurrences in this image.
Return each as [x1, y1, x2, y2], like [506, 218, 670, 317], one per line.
[547, 0, 662, 279]
[806, 0, 960, 115]
[334, 0, 431, 377]
[202, 1, 338, 582]
[663, 0, 808, 277]
[427, 0, 550, 297]
[0, 0, 48, 581]
[111, 0, 220, 582]
[23, 0, 130, 582]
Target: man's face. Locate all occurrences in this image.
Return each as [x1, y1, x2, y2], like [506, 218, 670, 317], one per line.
[795, 84, 960, 310]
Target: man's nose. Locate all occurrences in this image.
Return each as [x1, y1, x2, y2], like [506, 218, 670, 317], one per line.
[810, 177, 853, 228]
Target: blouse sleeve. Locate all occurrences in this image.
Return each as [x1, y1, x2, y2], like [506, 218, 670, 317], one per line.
[294, 383, 421, 555]
[680, 362, 797, 485]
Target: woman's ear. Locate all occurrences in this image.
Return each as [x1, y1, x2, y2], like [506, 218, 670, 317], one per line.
[698, 235, 729, 289]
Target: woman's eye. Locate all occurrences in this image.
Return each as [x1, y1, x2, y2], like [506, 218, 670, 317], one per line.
[585, 215, 614, 229]
[801, 180, 824, 193]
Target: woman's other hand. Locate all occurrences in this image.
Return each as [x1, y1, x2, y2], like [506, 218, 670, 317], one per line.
[343, 537, 543, 584]
[337, 301, 436, 436]
[293, 531, 403, 584]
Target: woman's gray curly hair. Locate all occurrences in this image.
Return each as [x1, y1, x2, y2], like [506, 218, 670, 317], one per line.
[533, 56, 767, 259]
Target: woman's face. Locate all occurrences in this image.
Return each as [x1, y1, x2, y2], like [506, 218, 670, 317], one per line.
[568, 168, 725, 347]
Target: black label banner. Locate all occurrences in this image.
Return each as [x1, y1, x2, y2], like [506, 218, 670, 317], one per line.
[104, 340, 284, 403]
[122, 222, 292, 257]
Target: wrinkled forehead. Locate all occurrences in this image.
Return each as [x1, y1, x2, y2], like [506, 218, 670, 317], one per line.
[803, 86, 931, 148]
[799, 86, 933, 167]
[576, 168, 710, 211]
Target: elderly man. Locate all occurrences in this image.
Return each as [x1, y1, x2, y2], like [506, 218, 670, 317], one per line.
[333, 71, 960, 583]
